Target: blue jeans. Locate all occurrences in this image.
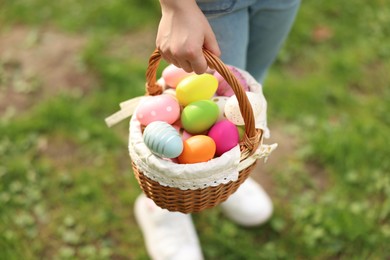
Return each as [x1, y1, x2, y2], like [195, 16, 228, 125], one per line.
[197, 0, 300, 83]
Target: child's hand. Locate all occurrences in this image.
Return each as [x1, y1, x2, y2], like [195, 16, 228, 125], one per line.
[156, 0, 221, 74]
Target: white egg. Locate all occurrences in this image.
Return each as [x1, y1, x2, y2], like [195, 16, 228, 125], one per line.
[163, 88, 177, 98]
[224, 92, 263, 125]
[211, 96, 229, 122]
[157, 77, 167, 90]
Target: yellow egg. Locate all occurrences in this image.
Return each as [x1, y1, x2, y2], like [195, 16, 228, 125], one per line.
[176, 74, 218, 106]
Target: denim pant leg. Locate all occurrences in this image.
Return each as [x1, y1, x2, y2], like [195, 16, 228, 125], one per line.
[198, 0, 255, 71]
[247, 0, 301, 83]
[207, 7, 249, 71]
[198, 0, 300, 84]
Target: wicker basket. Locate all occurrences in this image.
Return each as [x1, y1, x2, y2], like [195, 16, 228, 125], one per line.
[131, 48, 263, 214]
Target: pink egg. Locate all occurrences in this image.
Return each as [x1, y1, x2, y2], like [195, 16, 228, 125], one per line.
[171, 120, 193, 140]
[214, 65, 250, 97]
[181, 130, 193, 141]
[208, 119, 239, 156]
[136, 94, 180, 126]
[172, 120, 182, 132]
[162, 64, 194, 88]
[169, 157, 179, 164]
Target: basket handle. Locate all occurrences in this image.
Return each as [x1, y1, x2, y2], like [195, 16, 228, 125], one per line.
[145, 48, 258, 145]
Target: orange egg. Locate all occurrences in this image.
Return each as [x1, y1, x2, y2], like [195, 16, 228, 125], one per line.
[178, 135, 216, 164]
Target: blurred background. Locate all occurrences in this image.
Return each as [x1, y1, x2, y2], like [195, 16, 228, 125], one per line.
[0, 0, 389, 259]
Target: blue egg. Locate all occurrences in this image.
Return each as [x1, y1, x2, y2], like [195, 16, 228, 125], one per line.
[143, 121, 183, 158]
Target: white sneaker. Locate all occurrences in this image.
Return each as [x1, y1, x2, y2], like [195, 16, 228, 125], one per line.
[134, 194, 204, 260]
[220, 177, 273, 227]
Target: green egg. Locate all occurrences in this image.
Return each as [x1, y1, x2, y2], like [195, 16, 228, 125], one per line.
[181, 100, 219, 134]
[237, 125, 246, 141]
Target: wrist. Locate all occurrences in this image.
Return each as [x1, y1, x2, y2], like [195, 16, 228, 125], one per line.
[159, 0, 198, 12]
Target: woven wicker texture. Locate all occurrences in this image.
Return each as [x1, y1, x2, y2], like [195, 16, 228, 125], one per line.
[132, 48, 263, 213]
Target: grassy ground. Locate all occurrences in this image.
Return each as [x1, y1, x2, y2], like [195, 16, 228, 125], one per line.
[1, 0, 389, 259]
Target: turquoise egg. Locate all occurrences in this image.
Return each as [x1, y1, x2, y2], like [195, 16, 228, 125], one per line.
[143, 121, 183, 158]
[181, 100, 219, 134]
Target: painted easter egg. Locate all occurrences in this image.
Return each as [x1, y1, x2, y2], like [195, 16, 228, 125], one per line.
[143, 121, 183, 158]
[172, 120, 182, 131]
[208, 120, 239, 156]
[156, 77, 167, 89]
[176, 74, 218, 106]
[136, 94, 180, 126]
[163, 87, 177, 97]
[214, 65, 249, 97]
[224, 92, 263, 125]
[162, 64, 194, 88]
[171, 121, 193, 141]
[178, 135, 216, 164]
[181, 130, 193, 141]
[181, 100, 219, 134]
[237, 125, 245, 141]
[211, 96, 229, 122]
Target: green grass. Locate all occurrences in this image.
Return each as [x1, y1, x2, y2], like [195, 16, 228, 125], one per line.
[0, 0, 160, 33]
[1, 0, 389, 259]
